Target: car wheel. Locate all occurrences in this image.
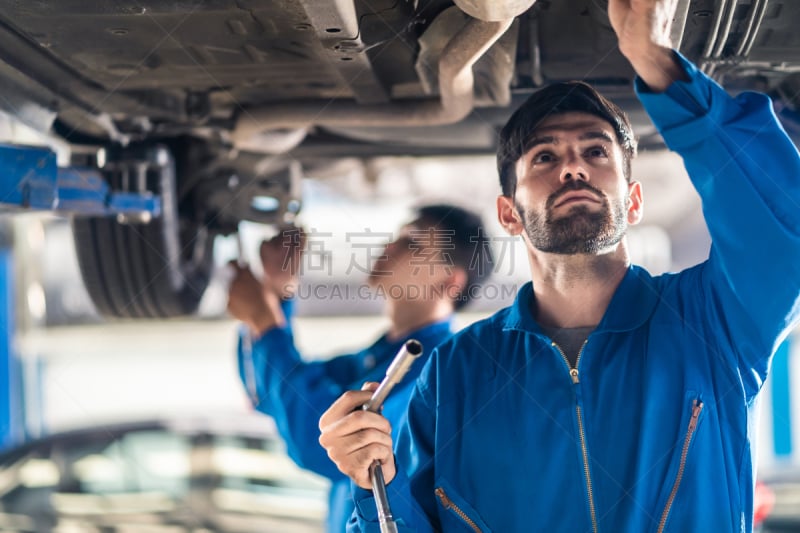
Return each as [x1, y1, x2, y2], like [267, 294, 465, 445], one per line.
[72, 145, 214, 318]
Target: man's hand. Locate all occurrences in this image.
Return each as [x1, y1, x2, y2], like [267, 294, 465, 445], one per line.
[260, 227, 306, 300]
[319, 383, 397, 490]
[608, 0, 687, 92]
[227, 262, 285, 335]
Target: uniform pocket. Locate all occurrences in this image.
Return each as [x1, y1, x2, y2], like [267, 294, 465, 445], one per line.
[654, 391, 706, 533]
[434, 477, 492, 533]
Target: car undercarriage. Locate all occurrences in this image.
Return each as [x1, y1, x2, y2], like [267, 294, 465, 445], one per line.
[0, 0, 797, 317]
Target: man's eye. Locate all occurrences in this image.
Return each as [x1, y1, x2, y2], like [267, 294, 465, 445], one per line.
[586, 146, 608, 158]
[533, 152, 555, 164]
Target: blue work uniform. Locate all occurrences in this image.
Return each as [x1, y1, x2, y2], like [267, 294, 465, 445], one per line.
[349, 51, 800, 532]
[237, 299, 453, 533]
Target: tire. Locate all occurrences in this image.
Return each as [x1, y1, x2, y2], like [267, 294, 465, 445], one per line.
[71, 144, 214, 319]
[72, 216, 213, 319]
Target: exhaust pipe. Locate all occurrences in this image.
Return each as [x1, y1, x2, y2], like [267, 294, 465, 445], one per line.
[232, 1, 536, 146]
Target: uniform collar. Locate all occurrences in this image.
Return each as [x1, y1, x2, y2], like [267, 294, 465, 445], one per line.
[502, 265, 660, 334]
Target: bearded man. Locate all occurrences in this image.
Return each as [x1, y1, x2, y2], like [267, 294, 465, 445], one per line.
[318, 0, 800, 530]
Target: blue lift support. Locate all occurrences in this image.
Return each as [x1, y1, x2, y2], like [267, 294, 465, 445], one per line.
[0, 223, 18, 451]
[0, 142, 161, 451]
[771, 340, 795, 459]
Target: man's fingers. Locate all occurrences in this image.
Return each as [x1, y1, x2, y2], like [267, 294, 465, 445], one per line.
[318, 388, 398, 489]
[319, 389, 377, 429]
[342, 444, 394, 489]
[320, 409, 392, 440]
[320, 423, 393, 457]
[318, 409, 395, 489]
[361, 381, 379, 392]
[318, 410, 393, 472]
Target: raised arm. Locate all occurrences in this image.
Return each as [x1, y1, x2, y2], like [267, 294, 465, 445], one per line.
[612, 0, 800, 394]
[227, 229, 355, 479]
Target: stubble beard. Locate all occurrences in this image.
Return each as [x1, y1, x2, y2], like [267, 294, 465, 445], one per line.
[517, 194, 628, 255]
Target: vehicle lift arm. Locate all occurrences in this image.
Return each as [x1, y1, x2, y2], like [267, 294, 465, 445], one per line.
[0, 142, 161, 450]
[0, 143, 161, 218]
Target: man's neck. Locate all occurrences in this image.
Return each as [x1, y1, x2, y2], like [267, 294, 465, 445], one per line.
[386, 299, 452, 342]
[529, 250, 630, 329]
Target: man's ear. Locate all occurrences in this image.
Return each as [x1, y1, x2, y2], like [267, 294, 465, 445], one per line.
[444, 267, 468, 303]
[497, 195, 524, 235]
[626, 180, 643, 225]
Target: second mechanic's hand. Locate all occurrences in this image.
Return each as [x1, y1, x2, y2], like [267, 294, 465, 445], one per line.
[319, 383, 397, 490]
[260, 226, 307, 300]
[227, 261, 285, 335]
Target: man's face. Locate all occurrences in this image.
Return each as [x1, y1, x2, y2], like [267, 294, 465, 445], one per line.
[511, 112, 636, 254]
[367, 219, 455, 294]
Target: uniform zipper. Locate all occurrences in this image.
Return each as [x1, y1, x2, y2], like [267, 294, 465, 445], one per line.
[656, 399, 704, 533]
[552, 340, 598, 533]
[435, 487, 483, 533]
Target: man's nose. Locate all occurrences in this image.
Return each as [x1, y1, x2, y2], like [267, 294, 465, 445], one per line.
[559, 153, 589, 183]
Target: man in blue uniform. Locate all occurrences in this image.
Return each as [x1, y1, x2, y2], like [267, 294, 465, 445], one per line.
[318, 0, 800, 531]
[227, 204, 493, 532]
